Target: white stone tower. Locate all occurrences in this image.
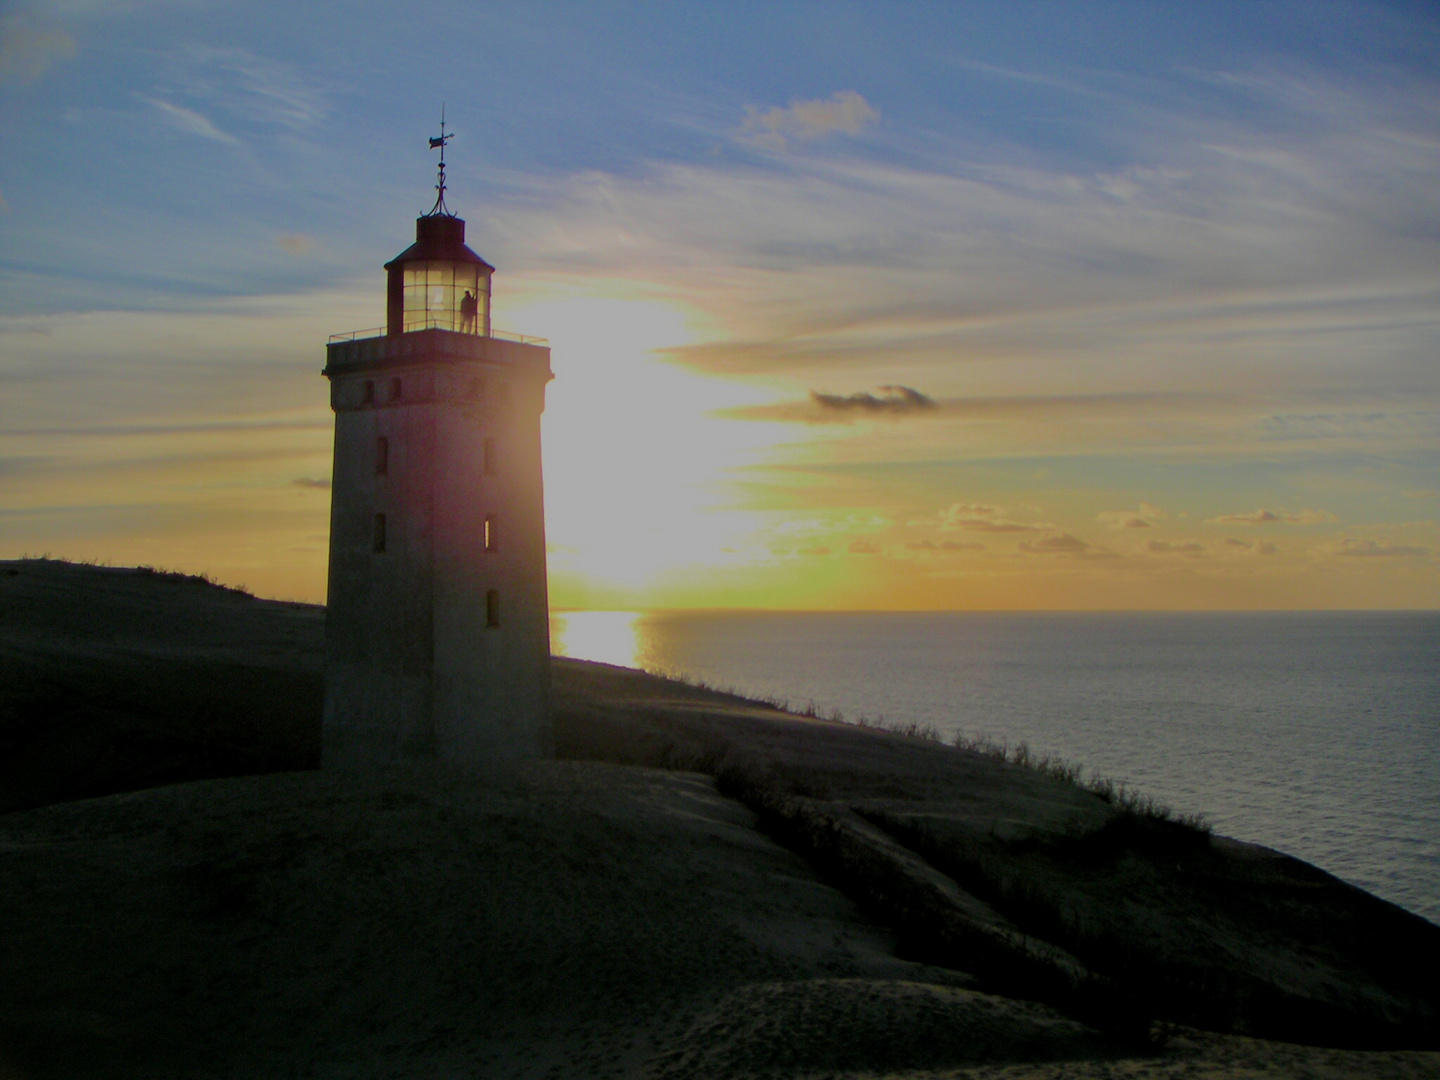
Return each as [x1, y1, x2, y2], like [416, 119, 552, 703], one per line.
[321, 182, 553, 767]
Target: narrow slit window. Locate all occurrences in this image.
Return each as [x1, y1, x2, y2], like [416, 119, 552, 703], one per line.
[485, 589, 500, 628]
[389, 376, 403, 402]
[362, 380, 375, 405]
[373, 513, 387, 553]
[482, 437, 497, 476]
[376, 436, 389, 476]
[484, 514, 496, 553]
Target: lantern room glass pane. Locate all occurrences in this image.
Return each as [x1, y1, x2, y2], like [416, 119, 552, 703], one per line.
[401, 261, 488, 335]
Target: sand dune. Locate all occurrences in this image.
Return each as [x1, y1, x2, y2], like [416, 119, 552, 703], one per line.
[0, 762, 1107, 1079]
[3, 761, 1435, 1079]
[0, 560, 321, 813]
[551, 658, 1440, 1049]
[2, 559, 1438, 1078]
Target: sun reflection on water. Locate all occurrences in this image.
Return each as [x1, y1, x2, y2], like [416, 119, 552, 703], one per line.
[550, 610, 645, 669]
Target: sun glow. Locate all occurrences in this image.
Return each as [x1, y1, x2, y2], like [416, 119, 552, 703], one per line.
[549, 609, 644, 668]
[502, 283, 793, 606]
[5, 6, 1436, 614]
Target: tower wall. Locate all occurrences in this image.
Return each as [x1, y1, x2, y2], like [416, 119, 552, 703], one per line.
[322, 331, 552, 768]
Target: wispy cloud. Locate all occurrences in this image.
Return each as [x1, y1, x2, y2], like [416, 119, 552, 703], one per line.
[1147, 540, 1205, 555]
[1224, 538, 1279, 555]
[907, 539, 985, 552]
[1098, 503, 1164, 530]
[0, 13, 74, 84]
[144, 97, 240, 144]
[1259, 411, 1439, 442]
[1018, 533, 1118, 559]
[1207, 508, 1336, 526]
[739, 90, 879, 151]
[2, 418, 330, 439]
[938, 503, 1040, 534]
[956, 519, 1038, 534]
[720, 391, 1223, 424]
[1021, 533, 1084, 554]
[509, 60, 1440, 424]
[170, 45, 330, 132]
[1333, 539, 1429, 559]
[291, 477, 330, 490]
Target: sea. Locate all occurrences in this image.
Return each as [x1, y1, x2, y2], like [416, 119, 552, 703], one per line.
[550, 610, 1440, 924]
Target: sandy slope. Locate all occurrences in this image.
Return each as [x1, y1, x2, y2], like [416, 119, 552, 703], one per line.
[552, 659, 1440, 1049]
[2, 764, 1436, 1080]
[0, 761, 1111, 1079]
[3, 560, 1439, 1077]
[0, 561, 322, 812]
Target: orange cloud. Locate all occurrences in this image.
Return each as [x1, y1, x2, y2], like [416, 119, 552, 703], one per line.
[1333, 539, 1429, 559]
[1207, 508, 1335, 525]
[1098, 503, 1164, 530]
[936, 502, 1042, 534]
[1224, 538, 1279, 555]
[278, 234, 316, 256]
[1146, 540, 1205, 555]
[907, 539, 985, 553]
[1020, 533, 1084, 554]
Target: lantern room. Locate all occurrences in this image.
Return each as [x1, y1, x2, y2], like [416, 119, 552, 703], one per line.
[384, 213, 495, 337]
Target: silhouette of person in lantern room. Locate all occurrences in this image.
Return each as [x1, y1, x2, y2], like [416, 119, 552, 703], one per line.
[460, 289, 479, 333]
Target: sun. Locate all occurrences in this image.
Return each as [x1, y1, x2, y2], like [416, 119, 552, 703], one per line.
[501, 283, 785, 603]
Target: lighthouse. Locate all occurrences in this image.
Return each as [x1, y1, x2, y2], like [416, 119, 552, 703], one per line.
[321, 124, 553, 767]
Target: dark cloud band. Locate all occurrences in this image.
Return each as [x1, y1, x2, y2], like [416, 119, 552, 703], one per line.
[810, 386, 937, 415]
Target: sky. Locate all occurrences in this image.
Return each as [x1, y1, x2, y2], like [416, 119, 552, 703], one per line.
[2, 0, 1438, 609]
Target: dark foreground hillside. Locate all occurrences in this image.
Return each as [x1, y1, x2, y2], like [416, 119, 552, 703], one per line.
[1, 559, 1438, 1079]
[0, 559, 322, 813]
[551, 662, 1440, 1051]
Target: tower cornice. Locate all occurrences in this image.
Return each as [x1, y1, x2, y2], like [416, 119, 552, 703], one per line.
[323, 328, 551, 379]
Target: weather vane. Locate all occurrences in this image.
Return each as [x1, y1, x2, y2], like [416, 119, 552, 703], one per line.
[428, 104, 454, 216]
